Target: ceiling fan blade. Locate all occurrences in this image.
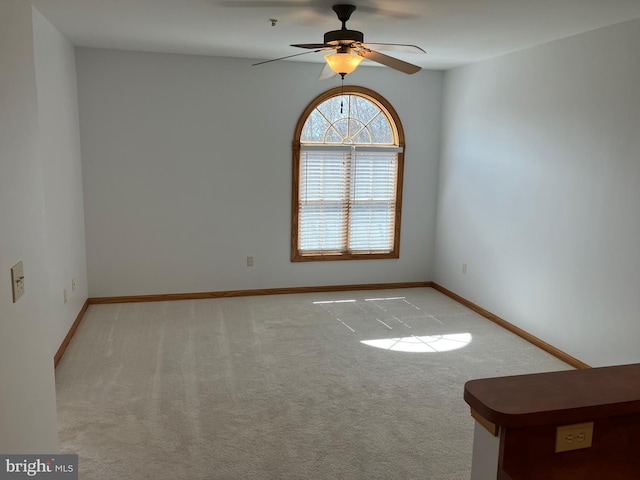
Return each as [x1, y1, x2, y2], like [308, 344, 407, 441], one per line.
[291, 43, 331, 49]
[318, 62, 336, 80]
[218, 1, 418, 19]
[359, 49, 421, 74]
[219, 1, 310, 7]
[252, 49, 323, 66]
[363, 43, 426, 54]
[355, 5, 415, 19]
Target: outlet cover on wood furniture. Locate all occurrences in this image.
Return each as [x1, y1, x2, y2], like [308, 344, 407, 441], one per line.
[555, 422, 594, 453]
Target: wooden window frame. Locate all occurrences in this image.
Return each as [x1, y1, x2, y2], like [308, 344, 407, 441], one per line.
[291, 86, 405, 262]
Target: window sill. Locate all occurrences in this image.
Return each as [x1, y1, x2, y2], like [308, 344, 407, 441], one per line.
[291, 251, 399, 262]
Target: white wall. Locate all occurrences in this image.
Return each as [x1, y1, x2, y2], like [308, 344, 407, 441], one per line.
[435, 18, 640, 367]
[33, 8, 88, 357]
[77, 49, 443, 297]
[0, 3, 58, 453]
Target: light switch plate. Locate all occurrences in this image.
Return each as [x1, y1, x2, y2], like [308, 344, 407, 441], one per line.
[11, 261, 25, 303]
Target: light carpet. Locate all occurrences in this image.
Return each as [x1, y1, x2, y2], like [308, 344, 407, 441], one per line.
[55, 287, 572, 479]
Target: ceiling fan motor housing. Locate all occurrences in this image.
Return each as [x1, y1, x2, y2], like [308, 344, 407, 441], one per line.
[324, 29, 364, 45]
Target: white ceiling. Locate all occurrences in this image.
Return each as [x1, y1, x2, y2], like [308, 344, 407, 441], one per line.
[32, 0, 640, 70]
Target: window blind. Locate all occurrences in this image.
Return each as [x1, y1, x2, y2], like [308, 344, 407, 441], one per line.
[299, 145, 401, 255]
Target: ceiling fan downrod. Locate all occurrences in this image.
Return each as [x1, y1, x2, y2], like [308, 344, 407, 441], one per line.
[324, 4, 363, 45]
[333, 4, 356, 29]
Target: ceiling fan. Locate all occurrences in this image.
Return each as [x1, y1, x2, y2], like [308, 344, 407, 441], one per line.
[252, 4, 425, 78]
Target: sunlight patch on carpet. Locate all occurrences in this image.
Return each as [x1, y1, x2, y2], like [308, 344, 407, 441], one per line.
[313, 299, 357, 304]
[361, 333, 472, 353]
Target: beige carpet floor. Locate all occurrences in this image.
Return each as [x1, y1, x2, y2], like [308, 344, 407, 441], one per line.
[55, 287, 572, 479]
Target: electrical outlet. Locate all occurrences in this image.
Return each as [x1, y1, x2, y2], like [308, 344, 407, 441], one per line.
[72, 278, 76, 292]
[555, 422, 594, 452]
[11, 261, 25, 303]
[247, 256, 254, 267]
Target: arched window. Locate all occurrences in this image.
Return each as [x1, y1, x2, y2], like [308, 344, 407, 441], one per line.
[292, 86, 405, 261]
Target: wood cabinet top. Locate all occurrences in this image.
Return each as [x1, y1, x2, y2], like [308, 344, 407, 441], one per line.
[464, 363, 640, 427]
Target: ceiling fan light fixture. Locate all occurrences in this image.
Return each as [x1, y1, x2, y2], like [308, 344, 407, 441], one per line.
[324, 52, 363, 75]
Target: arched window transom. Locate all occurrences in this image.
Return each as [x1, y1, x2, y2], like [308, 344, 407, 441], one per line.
[300, 94, 395, 145]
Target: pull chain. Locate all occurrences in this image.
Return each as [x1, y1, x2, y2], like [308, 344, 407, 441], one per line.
[340, 72, 346, 113]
